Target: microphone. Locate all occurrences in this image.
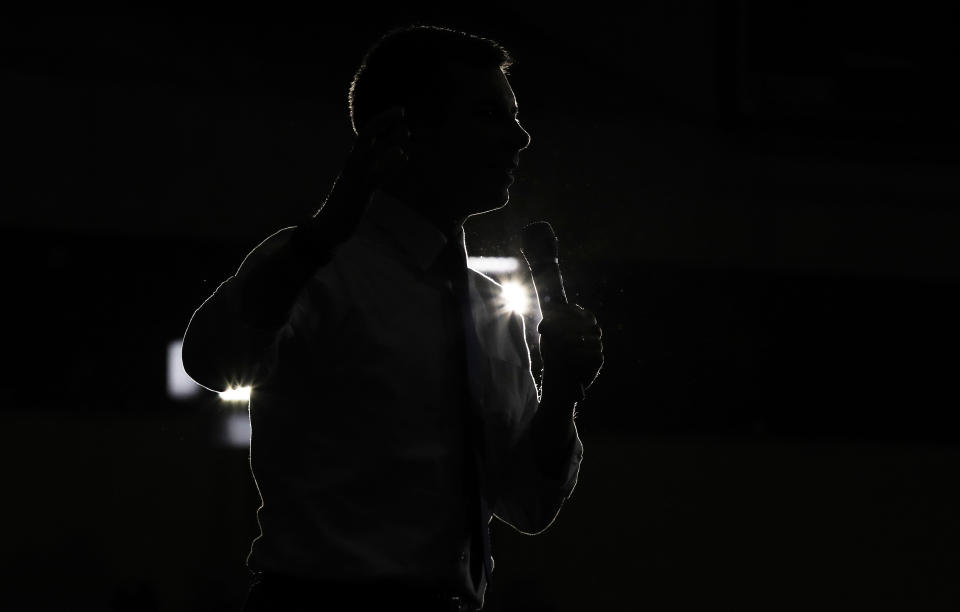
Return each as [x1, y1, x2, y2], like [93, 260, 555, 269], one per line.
[519, 221, 568, 308]
[520, 221, 586, 401]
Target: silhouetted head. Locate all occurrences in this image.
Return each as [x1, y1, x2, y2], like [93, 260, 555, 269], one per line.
[349, 25, 532, 232]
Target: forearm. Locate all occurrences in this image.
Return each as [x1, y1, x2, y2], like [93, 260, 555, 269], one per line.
[491, 364, 584, 535]
[530, 369, 581, 480]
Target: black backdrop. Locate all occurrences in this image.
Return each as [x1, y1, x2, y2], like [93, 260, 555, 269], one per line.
[5, 4, 960, 610]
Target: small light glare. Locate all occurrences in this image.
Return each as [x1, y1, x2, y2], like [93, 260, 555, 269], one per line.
[167, 339, 201, 399]
[468, 256, 519, 274]
[219, 386, 251, 402]
[500, 280, 531, 315]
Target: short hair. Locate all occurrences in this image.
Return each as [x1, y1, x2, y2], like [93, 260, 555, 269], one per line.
[348, 24, 514, 134]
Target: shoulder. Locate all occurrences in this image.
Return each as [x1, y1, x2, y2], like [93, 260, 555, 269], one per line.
[468, 267, 502, 295]
[235, 226, 297, 274]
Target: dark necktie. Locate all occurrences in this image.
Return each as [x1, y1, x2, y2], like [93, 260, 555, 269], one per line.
[436, 236, 493, 588]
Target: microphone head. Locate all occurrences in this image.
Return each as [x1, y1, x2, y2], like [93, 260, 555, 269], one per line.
[519, 221, 558, 266]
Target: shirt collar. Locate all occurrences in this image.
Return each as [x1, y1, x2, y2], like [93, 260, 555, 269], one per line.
[362, 189, 465, 272]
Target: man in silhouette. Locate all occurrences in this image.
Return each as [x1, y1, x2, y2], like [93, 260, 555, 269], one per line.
[182, 25, 603, 612]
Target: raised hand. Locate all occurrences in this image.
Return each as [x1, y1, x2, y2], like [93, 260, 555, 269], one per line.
[294, 106, 411, 261]
[328, 105, 410, 212]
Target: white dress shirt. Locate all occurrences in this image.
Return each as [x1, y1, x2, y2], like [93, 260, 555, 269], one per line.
[182, 190, 583, 608]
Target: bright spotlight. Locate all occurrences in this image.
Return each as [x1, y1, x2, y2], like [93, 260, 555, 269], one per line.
[219, 386, 251, 402]
[500, 280, 531, 315]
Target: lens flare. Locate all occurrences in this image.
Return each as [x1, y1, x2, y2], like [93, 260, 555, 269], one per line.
[500, 280, 530, 315]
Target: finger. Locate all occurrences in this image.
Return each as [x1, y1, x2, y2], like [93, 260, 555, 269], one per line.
[542, 334, 602, 359]
[355, 107, 406, 157]
[382, 120, 411, 146]
[357, 106, 405, 138]
[573, 349, 604, 372]
[369, 124, 410, 174]
[538, 318, 578, 337]
[576, 340, 603, 362]
[538, 306, 588, 330]
[548, 304, 597, 326]
[564, 320, 602, 338]
[539, 318, 594, 340]
[368, 145, 408, 184]
[575, 306, 598, 327]
[584, 324, 602, 339]
[582, 336, 602, 351]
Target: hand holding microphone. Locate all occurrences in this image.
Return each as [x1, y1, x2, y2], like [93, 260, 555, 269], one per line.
[520, 222, 604, 403]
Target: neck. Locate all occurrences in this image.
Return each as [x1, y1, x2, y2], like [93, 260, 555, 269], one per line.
[384, 177, 468, 241]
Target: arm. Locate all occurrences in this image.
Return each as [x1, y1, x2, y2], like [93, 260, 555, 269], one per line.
[532, 302, 603, 480]
[182, 172, 375, 393]
[492, 303, 603, 534]
[491, 374, 584, 536]
[492, 315, 586, 536]
[181, 226, 324, 393]
[531, 370, 582, 479]
[182, 106, 411, 392]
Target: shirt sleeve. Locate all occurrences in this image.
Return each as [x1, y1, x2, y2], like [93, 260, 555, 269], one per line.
[181, 226, 326, 393]
[491, 312, 584, 536]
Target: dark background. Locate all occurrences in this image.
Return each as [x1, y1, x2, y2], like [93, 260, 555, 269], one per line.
[4, 3, 960, 609]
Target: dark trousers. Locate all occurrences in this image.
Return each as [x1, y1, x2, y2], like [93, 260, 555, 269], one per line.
[240, 572, 478, 612]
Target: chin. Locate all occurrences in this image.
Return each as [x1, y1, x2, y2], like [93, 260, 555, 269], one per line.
[458, 179, 513, 216]
[473, 190, 511, 215]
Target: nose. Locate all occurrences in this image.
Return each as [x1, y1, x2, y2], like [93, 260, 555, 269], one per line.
[514, 120, 532, 152]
